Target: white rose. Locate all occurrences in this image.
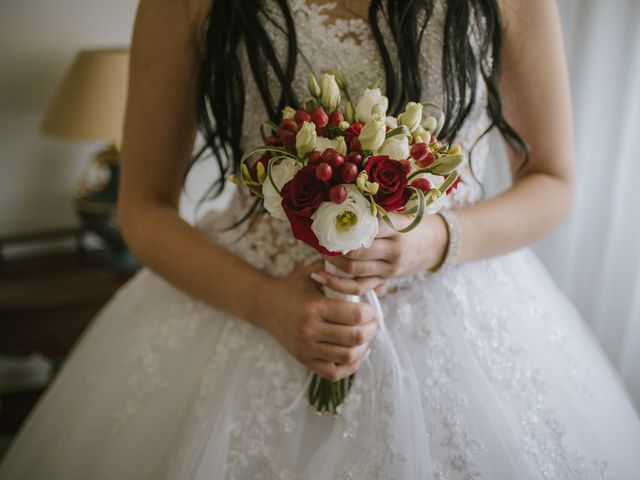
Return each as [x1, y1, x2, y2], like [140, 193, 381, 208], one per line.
[311, 185, 379, 254]
[359, 114, 386, 152]
[262, 157, 301, 220]
[398, 102, 423, 133]
[376, 135, 410, 160]
[320, 73, 341, 112]
[355, 88, 389, 124]
[296, 121, 317, 157]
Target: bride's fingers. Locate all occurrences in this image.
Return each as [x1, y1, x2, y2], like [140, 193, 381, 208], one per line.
[308, 350, 369, 382]
[343, 239, 396, 261]
[316, 320, 378, 347]
[311, 272, 384, 296]
[312, 342, 369, 365]
[322, 256, 392, 277]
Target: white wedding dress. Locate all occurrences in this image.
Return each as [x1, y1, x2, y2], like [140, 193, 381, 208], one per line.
[2, 1, 640, 478]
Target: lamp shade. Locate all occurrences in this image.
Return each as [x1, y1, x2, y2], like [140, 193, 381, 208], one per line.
[41, 48, 129, 146]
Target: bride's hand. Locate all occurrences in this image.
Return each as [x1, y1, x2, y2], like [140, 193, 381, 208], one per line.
[315, 213, 448, 296]
[255, 260, 378, 382]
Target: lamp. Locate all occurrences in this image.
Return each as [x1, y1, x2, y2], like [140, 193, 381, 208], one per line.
[41, 48, 137, 272]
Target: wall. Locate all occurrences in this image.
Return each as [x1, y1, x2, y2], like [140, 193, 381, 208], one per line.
[0, 0, 139, 237]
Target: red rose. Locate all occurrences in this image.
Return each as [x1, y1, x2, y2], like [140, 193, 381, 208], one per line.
[281, 165, 338, 256]
[344, 123, 362, 146]
[364, 155, 411, 212]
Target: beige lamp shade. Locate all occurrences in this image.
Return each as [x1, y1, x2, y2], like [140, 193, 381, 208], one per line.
[41, 48, 129, 146]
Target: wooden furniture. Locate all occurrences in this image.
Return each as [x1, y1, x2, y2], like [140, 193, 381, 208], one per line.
[0, 231, 135, 434]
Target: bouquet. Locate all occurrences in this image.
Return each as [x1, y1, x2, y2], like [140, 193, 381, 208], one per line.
[230, 71, 463, 414]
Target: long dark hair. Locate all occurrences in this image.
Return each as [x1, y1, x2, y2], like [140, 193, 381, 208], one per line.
[189, 0, 528, 208]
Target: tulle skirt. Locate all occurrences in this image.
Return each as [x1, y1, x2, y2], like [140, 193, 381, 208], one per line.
[1, 247, 639, 479]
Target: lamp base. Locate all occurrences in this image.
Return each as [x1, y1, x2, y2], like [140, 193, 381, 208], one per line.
[74, 144, 139, 274]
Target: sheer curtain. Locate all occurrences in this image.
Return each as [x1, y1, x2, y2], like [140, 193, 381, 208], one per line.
[530, 0, 640, 408]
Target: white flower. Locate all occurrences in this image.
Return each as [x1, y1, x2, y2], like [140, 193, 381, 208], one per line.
[398, 102, 423, 132]
[355, 88, 388, 124]
[335, 136, 347, 155]
[385, 116, 398, 129]
[262, 157, 301, 220]
[312, 185, 379, 254]
[314, 136, 337, 153]
[359, 114, 386, 152]
[376, 135, 410, 160]
[296, 121, 317, 157]
[320, 73, 341, 112]
[423, 114, 438, 133]
[282, 106, 296, 120]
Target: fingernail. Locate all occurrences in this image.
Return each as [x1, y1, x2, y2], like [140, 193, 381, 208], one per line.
[310, 272, 327, 285]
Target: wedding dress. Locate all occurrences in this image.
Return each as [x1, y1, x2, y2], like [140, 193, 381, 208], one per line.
[2, 1, 639, 478]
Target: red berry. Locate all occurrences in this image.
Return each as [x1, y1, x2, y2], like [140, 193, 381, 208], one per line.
[329, 185, 348, 204]
[265, 135, 279, 146]
[278, 129, 296, 149]
[349, 137, 362, 153]
[322, 148, 337, 161]
[295, 108, 312, 124]
[346, 151, 362, 165]
[411, 178, 432, 192]
[280, 118, 298, 132]
[416, 150, 436, 168]
[340, 162, 359, 183]
[329, 111, 344, 127]
[430, 134, 438, 144]
[308, 151, 323, 164]
[315, 162, 333, 181]
[311, 107, 329, 128]
[410, 143, 428, 162]
[326, 151, 345, 169]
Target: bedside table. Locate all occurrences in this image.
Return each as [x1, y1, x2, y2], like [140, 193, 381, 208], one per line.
[0, 239, 135, 435]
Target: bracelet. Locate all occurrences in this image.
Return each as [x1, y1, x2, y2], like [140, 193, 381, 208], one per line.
[428, 208, 461, 273]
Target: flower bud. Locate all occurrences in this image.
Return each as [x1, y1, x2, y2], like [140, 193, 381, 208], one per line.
[359, 114, 386, 152]
[282, 106, 296, 120]
[320, 73, 341, 112]
[412, 126, 429, 144]
[398, 102, 423, 133]
[334, 136, 347, 155]
[423, 114, 438, 133]
[296, 121, 317, 157]
[345, 101, 355, 123]
[338, 120, 350, 130]
[355, 88, 389, 124]
[308, 74, 321, 98]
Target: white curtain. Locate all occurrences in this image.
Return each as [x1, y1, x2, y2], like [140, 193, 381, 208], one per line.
[530, 0, 640, 409]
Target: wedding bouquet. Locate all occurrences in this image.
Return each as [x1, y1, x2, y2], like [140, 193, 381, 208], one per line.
[230, 71, 463, 414]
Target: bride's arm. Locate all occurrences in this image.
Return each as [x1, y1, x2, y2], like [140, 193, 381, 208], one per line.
[118, 0, 378, 382]
[455, 0, 575, 263]
[319, 0, 575, 293]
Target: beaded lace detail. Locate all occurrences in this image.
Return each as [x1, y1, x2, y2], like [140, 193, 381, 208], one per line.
[184, 1, 612, 478]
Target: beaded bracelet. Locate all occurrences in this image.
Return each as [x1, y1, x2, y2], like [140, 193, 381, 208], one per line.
[428, 208, 461, 273]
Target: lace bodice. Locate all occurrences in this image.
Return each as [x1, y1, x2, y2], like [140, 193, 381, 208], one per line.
[197, 0, 493, 276]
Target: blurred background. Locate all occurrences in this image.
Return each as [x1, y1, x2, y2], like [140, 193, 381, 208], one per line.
[1, 0, 639, 456]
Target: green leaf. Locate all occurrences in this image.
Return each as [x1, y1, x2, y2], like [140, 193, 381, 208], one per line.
[384, 125, 411, 140]
[381, 187, 425, 233]
[430, 153, 464, 175]
[439, 171, 459, 194]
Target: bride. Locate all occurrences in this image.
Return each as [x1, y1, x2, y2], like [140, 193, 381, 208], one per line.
[2, 0, 639, 478]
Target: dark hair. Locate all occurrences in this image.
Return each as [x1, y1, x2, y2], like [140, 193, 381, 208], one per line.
[189, 0, 528, 210]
